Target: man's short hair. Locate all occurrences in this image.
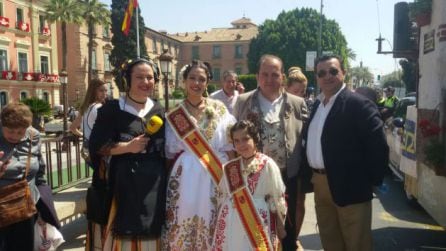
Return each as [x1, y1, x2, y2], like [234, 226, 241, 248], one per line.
[314, 54, 345, 72]
[257, 54, 284, 73]
[222, 70, 238, 81]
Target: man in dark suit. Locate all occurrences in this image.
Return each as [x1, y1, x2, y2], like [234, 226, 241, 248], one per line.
[301, 55, 388, 251]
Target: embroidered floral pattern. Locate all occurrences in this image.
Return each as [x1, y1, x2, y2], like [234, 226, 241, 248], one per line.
[246, 155, 268, 193]
[262, 121, 286, 170]
[198, 99, 227, 141]
[213, 204, 229, 250]
[163, 164, 216, 251]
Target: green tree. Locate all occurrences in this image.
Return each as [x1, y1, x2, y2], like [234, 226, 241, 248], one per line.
[381, 70, 404, 88]
[110, 0, 148, 91]
[347, 48, 357, 61]
[22, 98, 52, 130]
[399, 59, 417, 93]
[247, 8, 349, 89]
[83, 0, 111, 84]
[239, 74, 257, 92]
[44, 0, 84, 72]
[350, 66, 374, 87]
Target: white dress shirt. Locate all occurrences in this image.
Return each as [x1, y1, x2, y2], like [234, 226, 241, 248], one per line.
[209, 89, 239, 114]
[306, 84, 346, 169]
[257, 91, 283, 123]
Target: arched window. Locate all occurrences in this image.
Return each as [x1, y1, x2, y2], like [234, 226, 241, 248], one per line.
[20, 91, 28, 100]
[42, 92, 50, 103]
[0, 91, 8, 109]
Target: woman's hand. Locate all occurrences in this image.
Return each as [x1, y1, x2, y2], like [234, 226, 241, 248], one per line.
[125, 134, 150, 153]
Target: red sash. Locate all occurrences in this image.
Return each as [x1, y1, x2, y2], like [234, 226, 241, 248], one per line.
[167, 104, 223, 185]
[224, 158, 273, 251]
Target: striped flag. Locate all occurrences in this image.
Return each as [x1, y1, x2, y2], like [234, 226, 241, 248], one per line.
[121, 0, 138, 36]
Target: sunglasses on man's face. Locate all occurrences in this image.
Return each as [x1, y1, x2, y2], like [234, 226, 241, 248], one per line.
[317, 68, 339, 78]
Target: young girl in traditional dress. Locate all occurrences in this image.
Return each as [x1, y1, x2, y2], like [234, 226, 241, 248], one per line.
[212, 120, 287, 251]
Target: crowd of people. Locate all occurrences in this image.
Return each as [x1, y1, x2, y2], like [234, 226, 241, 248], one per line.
[0, 53, 390, 251]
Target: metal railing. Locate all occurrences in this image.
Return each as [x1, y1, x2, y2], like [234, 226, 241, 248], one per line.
[41, 135, 91, 192]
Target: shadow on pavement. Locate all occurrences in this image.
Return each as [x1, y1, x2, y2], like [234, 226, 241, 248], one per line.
[374, 175, 438, 226]
[58, 216, 87, 251]
[373, 226, 446, 251]
[300, 233, 323, 250]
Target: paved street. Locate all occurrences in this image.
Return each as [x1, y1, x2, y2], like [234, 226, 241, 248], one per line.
[58, 175, 446, 251]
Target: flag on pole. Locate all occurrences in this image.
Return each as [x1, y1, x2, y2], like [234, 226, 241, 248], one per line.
[121, 0, 138, 36]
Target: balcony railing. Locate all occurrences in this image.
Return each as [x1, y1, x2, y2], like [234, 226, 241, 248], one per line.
[0, 71, 59, 82]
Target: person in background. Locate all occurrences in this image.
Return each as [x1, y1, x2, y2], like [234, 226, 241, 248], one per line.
[285, 66, 310, 251]
[209, 70, 240, 114]
[236, 81, 246, 94]
[88, 58, 166, 251]
[354, 86, 379, 105]
[212, 120, 286, 250]
[381, 86, 399, 121]
[0, 103, 48, 250]
[376, 88, 386, 110]
[162, 60, 236, 250]
[69, 79, 108, 140]
[234, 54, 308, 251]
[301, 54, 388, 251]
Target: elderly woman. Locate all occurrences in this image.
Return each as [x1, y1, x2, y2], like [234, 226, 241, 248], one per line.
[0, 103, 47, 251]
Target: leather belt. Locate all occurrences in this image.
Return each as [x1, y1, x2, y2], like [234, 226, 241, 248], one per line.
[312, 168, 326, 174]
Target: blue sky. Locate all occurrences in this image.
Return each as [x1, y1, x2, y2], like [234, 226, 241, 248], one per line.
[103, 0, 405, 77]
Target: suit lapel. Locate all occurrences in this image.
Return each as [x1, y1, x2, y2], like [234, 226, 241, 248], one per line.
[325, 88, 348, 123]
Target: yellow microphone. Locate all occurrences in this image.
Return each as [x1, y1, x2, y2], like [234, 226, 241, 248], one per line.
[145, 115, 163, 136]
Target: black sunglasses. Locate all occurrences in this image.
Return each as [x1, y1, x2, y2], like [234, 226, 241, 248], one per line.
[317, 68, 339, 78]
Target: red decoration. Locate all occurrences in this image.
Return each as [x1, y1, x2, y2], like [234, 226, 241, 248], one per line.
[46, 74, 59, 82]
[17, 21, 30, 32]
[23, 72, 34, 81]
[0, 16, 9, 27]
[35, 73, 46, 82]
[2, 71, 17, 80]
[42, 27, 51, 36]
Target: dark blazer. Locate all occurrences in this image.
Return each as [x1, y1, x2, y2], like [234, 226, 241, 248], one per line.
[301, 88, 389, 207]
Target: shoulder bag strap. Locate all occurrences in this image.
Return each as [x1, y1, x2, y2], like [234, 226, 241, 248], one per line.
[22, 130, 34, 181]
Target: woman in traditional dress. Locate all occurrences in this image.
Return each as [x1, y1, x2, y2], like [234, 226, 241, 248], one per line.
[87, 58, 166, 251]
[212, 120, 287, 251]
[162, 60, 236, 250]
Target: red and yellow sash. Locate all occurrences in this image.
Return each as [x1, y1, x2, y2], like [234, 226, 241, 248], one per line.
[167, 104, 223, 185]
[224, 158, 273, 251]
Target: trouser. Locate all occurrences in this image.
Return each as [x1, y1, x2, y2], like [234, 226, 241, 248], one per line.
[0, 215, 36, 251]
[312, 172, 372, 251]
[281, 173, 298, 251]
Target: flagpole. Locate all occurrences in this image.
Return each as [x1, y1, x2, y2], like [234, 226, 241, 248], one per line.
[135, 2, 140, 58]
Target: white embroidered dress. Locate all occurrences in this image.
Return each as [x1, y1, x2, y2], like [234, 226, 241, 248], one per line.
[212, 153, 286, 251]
[162, 99, 235, 250]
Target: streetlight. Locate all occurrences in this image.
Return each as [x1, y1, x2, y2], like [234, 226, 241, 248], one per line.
[59, 69, 68, 137]
[159, 49, 173, 111]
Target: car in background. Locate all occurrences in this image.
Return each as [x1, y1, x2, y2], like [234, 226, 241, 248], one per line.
[384, 95, 416, 180]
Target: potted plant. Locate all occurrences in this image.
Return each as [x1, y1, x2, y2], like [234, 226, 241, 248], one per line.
[419, 119, 445, 176]
[409, 0, 433, 27]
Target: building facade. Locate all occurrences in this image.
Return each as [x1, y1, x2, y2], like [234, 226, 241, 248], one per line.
[58, 22, 116, 106]
[144, 27, 181, 99]
[168, 17, 258, 86]
[0, 0, 60, 109]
